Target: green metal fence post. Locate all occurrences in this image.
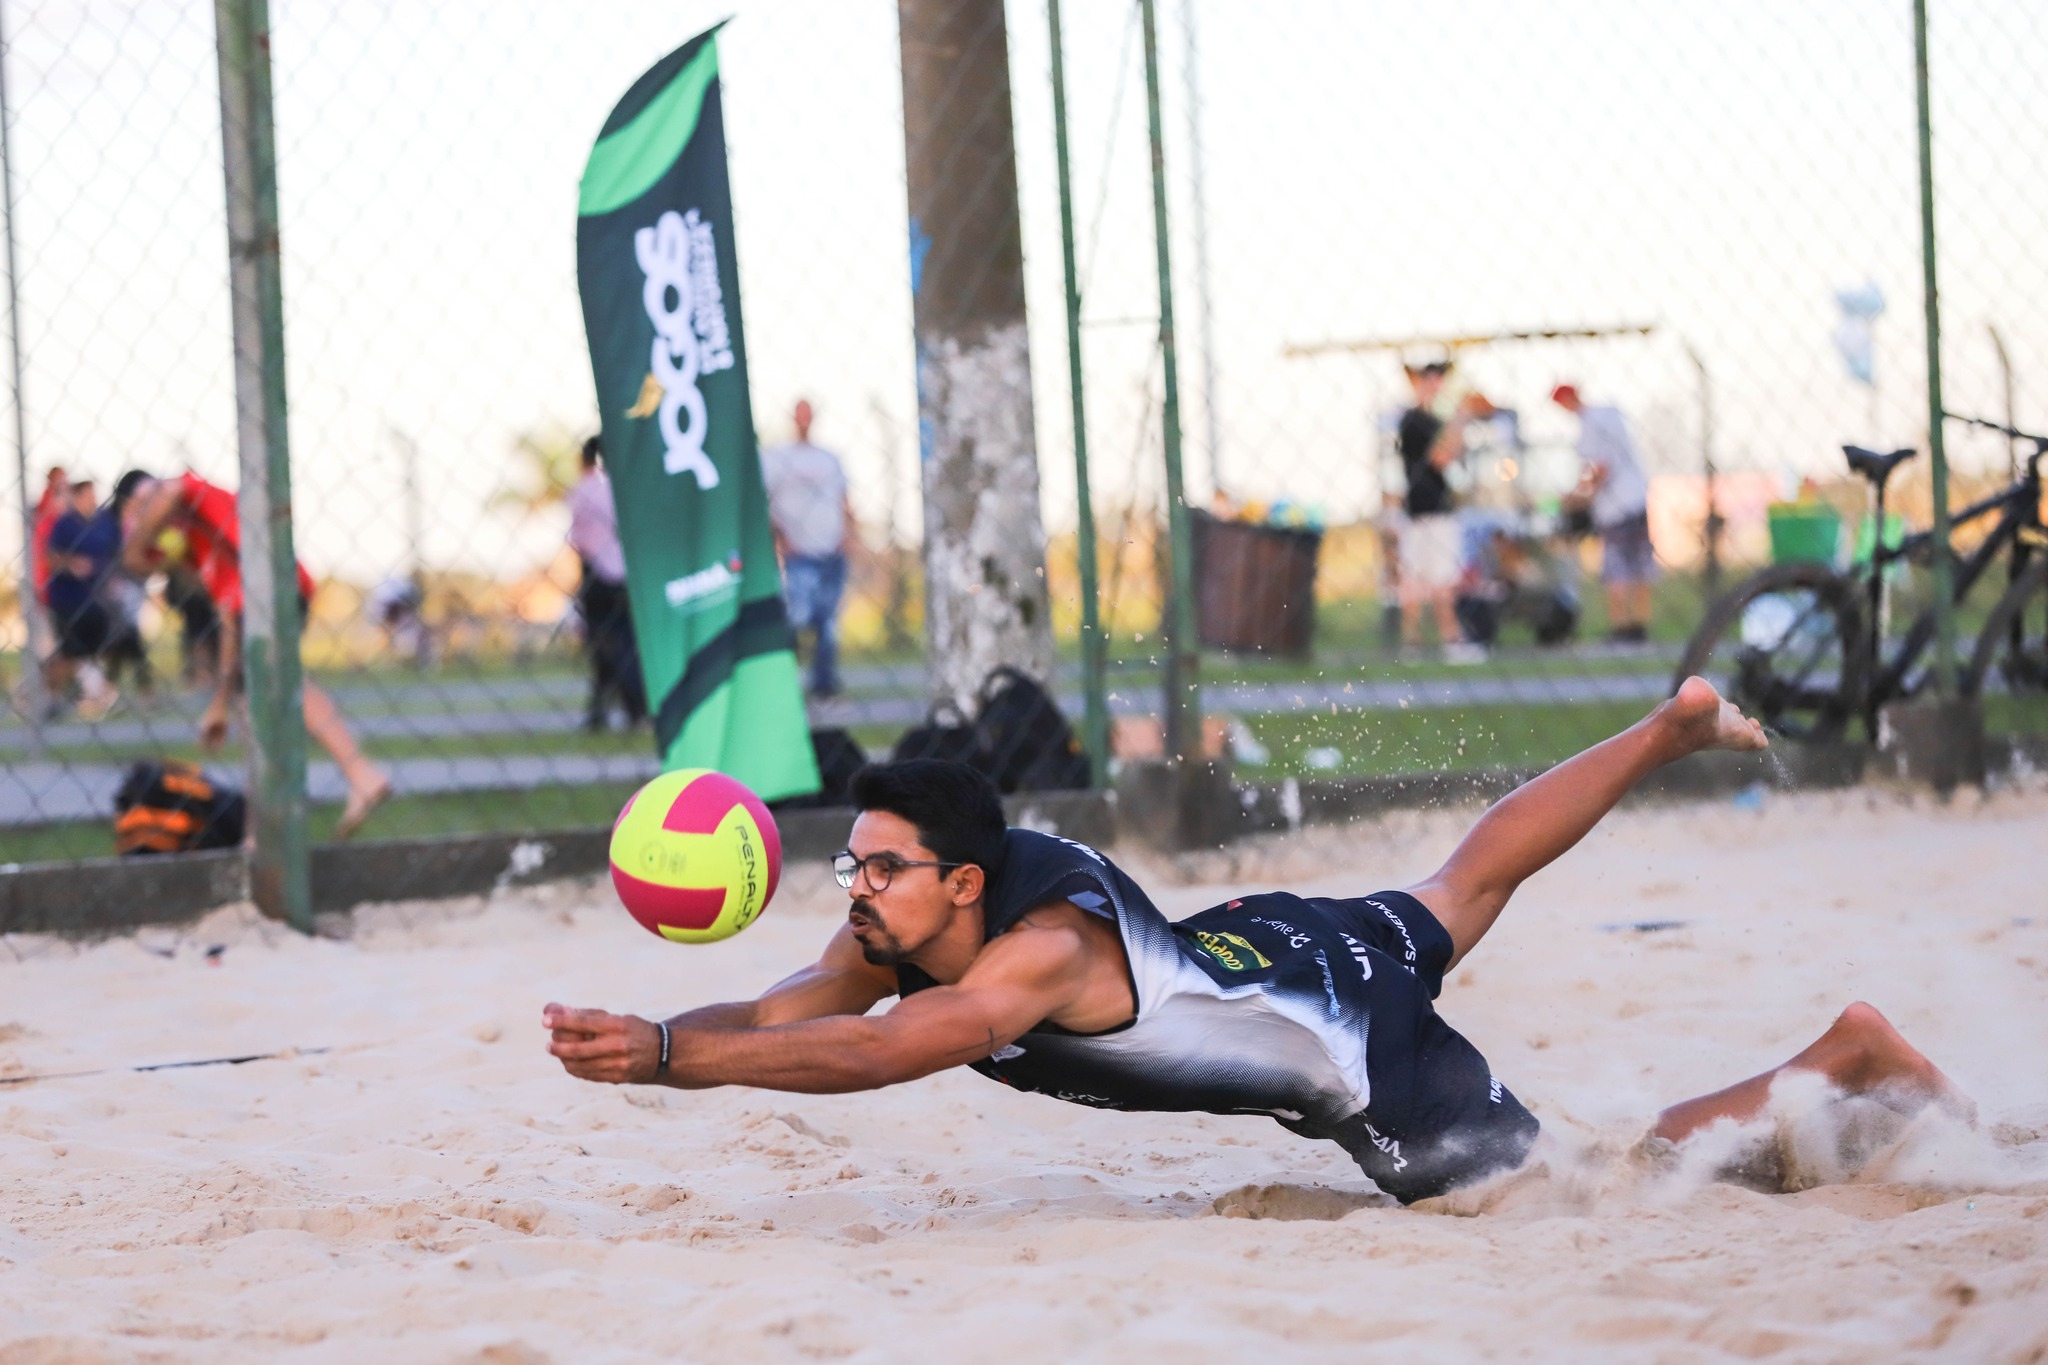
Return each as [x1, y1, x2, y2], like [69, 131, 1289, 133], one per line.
[1913, 0, 1957, 700]
[1047, 0, 1109, 785]
[215, 0, 311, 929]
[1, 0, 52, 755]
[1139, 0, 1200, 769]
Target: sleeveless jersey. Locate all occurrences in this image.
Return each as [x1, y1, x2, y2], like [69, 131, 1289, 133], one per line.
[895, 828, 1539, 1202]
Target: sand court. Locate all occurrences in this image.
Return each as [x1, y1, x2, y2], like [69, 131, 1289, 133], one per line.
[4, 784, 2047, 1362]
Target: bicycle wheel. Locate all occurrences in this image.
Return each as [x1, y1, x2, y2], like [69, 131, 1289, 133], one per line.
[1963, 558, 2048, 698]
[1673, 562, 1867, 741]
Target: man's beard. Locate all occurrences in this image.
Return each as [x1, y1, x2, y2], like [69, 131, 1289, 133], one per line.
[850, 900, 909, 966]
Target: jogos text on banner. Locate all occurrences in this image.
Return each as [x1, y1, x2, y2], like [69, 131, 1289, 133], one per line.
[575, 25, 819, 801]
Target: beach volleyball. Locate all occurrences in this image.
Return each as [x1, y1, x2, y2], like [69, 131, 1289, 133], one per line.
[608, 768, 781, 943]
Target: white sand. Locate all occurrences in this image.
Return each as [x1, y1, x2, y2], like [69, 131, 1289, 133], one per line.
[4, 784, 2047, 1363]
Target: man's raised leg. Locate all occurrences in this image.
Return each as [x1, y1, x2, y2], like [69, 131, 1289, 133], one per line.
[1653, 1002, 1972, 1143]
[1404, 676, 1767, 968]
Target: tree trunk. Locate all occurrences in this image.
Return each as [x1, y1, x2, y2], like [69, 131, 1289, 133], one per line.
[898, 0, 1054, 714]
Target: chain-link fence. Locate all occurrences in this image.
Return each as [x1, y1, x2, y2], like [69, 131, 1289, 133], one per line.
[3, 1, 2044, 879]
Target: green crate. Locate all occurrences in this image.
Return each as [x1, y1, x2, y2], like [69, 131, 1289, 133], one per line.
[1851, 513, 1906, 567]
[1767, 503, 1842, 566]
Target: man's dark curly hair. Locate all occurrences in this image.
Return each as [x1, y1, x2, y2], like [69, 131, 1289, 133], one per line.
[848, 760, 1006, 879]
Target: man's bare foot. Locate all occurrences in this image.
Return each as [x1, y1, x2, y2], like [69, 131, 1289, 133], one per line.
[1662, 675, 1768, 758]
[1827, 1001, 1977, 1126]
[334, 774, 393, 840]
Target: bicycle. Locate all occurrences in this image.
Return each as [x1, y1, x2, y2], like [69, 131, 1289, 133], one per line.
[1672, 415, 2048, 741]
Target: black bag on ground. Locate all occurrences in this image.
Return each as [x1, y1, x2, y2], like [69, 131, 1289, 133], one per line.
[773, 728, 870, 810]
[891, 701, 986, 768]
[971, 666, 1090, 794]
[113, 759, 245, 856]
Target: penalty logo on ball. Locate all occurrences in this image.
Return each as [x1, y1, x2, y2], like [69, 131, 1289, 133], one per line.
[609, 768, 782, 944]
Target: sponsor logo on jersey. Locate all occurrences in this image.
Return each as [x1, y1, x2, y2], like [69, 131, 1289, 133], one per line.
[991, 1043, 1027, 1062]
[1250, 915, 1312, 949]
[1053, 836, 1106, 865]
[1489, 1075, 1504, 1104]
[1339, 932, 1374, 982]
[1360, 1118, 1408, 1171]
[1051, 1090, 1120, 1108]
[1365, 897, 1419, 972]
[1193, 930, 1272, 972]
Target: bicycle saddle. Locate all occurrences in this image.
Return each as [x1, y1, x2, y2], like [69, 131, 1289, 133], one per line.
[1843, 445, 1917, 486]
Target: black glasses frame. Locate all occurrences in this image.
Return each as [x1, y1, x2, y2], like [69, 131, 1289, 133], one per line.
[832, 849, 962, 892]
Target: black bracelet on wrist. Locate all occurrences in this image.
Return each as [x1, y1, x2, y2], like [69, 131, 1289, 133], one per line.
[655, 1021, 671, 1077]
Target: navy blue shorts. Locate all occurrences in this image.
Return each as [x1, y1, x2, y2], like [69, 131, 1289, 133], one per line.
[1298, 889, 1539, 1202]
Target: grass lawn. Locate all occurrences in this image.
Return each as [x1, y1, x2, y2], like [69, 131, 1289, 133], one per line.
[1230, 698, 1652, 781]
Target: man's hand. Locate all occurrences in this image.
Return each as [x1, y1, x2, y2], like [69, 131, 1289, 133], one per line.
[198, 693, 232, 750]
[544, 1003, 663, 1084]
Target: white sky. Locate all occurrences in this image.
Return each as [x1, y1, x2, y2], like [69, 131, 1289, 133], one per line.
[3, 0, 2043, 583]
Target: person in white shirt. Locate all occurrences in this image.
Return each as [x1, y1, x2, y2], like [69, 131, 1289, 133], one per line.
[566, 436, 645, 729]
[1554, 384, 1655, 644]
[760, 399, 853, 697]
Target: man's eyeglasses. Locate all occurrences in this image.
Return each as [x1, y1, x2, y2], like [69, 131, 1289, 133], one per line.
[832, 850, 961, 892]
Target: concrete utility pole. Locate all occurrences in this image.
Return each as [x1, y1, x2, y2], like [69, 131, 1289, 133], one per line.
[897, 0, 1054, 713]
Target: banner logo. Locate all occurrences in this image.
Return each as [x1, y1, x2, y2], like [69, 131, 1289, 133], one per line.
[634, 207, 735, 490]
[664, 553, 742, 611]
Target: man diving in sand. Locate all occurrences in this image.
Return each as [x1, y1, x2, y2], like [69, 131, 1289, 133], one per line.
[543, 679, 1968, 1203]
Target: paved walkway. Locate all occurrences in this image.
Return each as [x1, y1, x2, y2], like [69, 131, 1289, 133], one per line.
[0, 753, 667, 832]
[0, 669, 1676, 828]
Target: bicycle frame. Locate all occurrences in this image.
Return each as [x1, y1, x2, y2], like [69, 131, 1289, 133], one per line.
[1858, 431, 2046, 722]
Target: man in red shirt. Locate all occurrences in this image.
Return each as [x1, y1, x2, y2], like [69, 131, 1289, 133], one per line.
[122, 471, 391, 838]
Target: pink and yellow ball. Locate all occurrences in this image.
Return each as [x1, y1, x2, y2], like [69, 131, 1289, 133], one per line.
[608, 768, 782, 943]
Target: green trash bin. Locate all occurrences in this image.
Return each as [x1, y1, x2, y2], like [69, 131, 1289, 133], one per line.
[1767, 503, 1842, 566]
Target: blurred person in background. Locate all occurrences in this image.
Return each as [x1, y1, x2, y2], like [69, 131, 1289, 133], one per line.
[162, 565, 222, 686]
[91, 473, 154, 698]
[113, 470, 216, 686]
[367, 576, 435, 671]
[1397, 362, 1490, 662]
[29, 463, 67, 611]
[566, 435, 645, 731]
[41, 475, 121, 719]
[761, 398, 851, 698]
[1554, 384, 1655, 644]
[121, 468, 392, 838]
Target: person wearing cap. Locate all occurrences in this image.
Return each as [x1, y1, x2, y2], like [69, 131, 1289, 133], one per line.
[1396, 361, 1489, 659]
[1554, 384, 1655, 644]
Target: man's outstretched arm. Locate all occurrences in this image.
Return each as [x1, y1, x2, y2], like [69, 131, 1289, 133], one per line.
[544, 921, 1089, 1093]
